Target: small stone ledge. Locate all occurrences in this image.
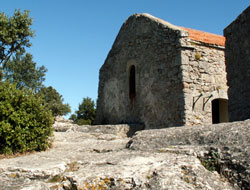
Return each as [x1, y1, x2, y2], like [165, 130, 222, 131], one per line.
[53, 120, 144, 137]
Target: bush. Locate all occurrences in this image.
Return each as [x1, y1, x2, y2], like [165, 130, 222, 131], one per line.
[69, 114, 92, 125]
[0, 82, 54, 154]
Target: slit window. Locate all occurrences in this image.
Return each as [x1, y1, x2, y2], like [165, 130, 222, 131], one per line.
[129, 65, 136, 99]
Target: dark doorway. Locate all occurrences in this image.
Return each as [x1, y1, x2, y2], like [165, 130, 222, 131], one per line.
[212, 99, 229, 124]
[129, 65, 136, 99]
[212, 99, 220, 123]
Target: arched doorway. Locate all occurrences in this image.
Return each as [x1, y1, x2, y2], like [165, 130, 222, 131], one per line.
[211, 99, 229, 124]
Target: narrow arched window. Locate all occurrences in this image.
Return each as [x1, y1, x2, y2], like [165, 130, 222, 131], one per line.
[129, 65, 136, 99]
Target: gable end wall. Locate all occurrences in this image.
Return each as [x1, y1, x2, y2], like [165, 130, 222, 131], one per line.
[95, 14, 186, 129]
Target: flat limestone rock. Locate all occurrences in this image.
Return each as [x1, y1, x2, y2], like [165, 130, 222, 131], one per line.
[0, 120, 249, 189]
[128, 120, 250, 189]
[128, 120, 250, 150]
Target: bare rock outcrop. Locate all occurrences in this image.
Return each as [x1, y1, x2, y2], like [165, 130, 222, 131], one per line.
[128, 120, 250, 189]
[0, 119, 249, 189]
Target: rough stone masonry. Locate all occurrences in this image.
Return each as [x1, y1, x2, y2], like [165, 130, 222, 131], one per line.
[95, 13, 227, 129]
[224, 5, 250, 122]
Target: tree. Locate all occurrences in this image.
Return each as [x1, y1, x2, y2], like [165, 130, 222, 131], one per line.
[69, 113, 77, 123]
[0, 10, 58, 155]
[70, 97, 96, 125]
[37, 86, 71, 117]
[2, 52, 47, 92]
[0, 9, 33, 69]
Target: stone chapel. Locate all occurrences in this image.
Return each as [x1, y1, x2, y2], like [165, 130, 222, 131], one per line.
[95, 13, 228, 129]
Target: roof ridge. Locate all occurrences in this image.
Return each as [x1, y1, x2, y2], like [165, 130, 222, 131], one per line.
[128, 13, 225, 47]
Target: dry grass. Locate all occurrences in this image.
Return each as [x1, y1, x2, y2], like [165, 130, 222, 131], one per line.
[0, 145, 54, 160]
[0, 151, 35, 160]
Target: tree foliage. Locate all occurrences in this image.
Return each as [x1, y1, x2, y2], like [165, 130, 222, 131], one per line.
[2, 52, 47, 92]
[0, 10, 69, 155]
[70, 97, 96, 125]
[37, 86, 71, 117]
[0, 9, 33, 66]
[0, 82, 54, 154]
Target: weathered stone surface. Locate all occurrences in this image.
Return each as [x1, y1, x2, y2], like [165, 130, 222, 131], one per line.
[224, 6, 250, 122]
[95, 13, 227, 129]
[128, 120, 250, 189]
[1, 119, 249, 189]
[128, 120, 250, 150]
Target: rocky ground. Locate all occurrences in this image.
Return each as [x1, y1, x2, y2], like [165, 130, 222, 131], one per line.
[0, 118, 249, 190]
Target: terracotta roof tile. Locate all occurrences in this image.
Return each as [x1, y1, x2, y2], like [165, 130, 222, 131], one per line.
[179, 27, 225, 47]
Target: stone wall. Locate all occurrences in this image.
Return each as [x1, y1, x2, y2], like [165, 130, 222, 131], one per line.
[224, 6, 250, 121]
[180, 40, 227, 125]
[95, 14, 187, 129]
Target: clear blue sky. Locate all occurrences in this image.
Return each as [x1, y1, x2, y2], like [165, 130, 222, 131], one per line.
[1, 0, 249, 116]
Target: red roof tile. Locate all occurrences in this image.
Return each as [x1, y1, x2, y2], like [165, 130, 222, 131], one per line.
[180, 27, 225, 47]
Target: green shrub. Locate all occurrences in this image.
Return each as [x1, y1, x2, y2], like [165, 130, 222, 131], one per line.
[0, 82, 54, 154]
[76, 118, 91, 125]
